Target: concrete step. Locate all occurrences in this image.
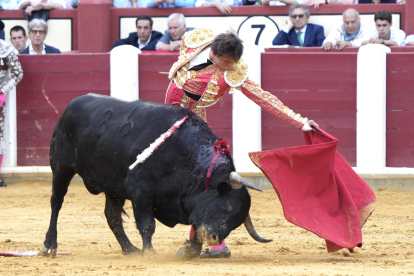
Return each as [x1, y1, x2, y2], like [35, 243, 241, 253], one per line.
[2, 167, 414, 192]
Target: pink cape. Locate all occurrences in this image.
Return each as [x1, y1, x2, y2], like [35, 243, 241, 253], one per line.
[249, 128, 376, 252]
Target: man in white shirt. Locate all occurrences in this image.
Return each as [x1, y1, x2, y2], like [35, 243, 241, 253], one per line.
[405, 35, 414, 46]
[362, 10, 406, 46]
[322, 8, 372, 50]
[18, 0, 66, 17]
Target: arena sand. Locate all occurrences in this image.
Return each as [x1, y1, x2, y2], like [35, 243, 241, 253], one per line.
[1, 180, 413, 276]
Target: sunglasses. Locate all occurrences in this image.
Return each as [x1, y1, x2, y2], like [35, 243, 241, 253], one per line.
[30, 30, 46, 35]
[291, 14, 305, 19]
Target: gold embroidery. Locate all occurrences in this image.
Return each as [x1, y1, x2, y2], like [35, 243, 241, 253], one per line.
[202, 92, 216, 101]
[180, 92, 190, 108]
[184, 78, 203, 93]
[224, 59, 249, 87]
[241, 78, 305, 130]
[206, 82, 219, 94]
[185, 29, 215, 48]
[211, 73, 219, 83]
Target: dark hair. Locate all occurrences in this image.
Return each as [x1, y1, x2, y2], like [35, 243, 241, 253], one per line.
[136, 14, 153, 28]
[10, 25, 27, 37]
[374, 10, 392, 24]
[211, 31, 243, 62]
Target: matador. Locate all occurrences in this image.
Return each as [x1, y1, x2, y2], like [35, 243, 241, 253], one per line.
[165, 28, 318, 258]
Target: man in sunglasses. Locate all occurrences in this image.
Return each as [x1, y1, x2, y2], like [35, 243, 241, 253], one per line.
[20, 19, 61, 54]
[272, 3, 325, 47]
[322, 8, 372, 50]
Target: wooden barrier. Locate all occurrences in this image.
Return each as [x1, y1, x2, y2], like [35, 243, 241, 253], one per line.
[386, 53, 414, 167]
[15, 50, 414, 167]
[17, 54, 111, 166]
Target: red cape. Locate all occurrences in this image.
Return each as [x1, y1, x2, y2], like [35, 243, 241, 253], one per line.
[249, 128, 376, 252]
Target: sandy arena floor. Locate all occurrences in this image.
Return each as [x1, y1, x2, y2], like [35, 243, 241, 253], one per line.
[0, 180, 413, 276]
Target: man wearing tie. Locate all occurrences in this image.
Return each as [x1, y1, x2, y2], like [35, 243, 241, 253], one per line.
[272, 4, 325, 47]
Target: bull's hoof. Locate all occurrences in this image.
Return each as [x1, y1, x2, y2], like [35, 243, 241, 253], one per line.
[200, 246, 231, 259]
[0, 181, 6, 187]
[175, 239, 202, 259]
[41, 245, 57, 258]
[122, 246, 141, 256]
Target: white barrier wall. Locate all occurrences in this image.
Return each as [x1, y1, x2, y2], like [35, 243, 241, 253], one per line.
[110, 45, 141, 101]
[232, 44, 264, 173]
[356, 44, 390, 169]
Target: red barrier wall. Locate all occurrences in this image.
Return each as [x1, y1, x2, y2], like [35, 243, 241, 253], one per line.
[261, 52, 357, 166]
[386, 53, 414, 167]
[17, 54, 111, 166]
[13, 52, 414, 167]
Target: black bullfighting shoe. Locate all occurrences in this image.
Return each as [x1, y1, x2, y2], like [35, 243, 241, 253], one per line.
[199, 246, 231, 258]
[0, 181, 6, 187]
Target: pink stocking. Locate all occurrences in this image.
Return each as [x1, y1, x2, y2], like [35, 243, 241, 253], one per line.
[189, 225, 196, 240]
[210, 240, 226, 251]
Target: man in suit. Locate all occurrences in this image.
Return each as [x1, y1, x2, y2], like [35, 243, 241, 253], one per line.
[272, 4, 325, 47]
[20, 19, 61, 54]
[112, 15, 163, 51]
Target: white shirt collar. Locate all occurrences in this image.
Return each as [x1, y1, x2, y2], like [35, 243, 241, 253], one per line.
[295, 24, 308, 34]
[29, 43, 46, 55]
[137, 33, 152, 49]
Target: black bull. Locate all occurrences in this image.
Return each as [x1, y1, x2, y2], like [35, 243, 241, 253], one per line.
[42, 94, 271, 258]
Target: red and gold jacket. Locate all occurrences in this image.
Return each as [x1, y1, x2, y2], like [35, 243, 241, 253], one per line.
[165, 28, 307, 130]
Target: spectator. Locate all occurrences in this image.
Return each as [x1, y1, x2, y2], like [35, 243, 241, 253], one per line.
[0, 20, 4, 41]
[18, 0, 66, 17]
[20, 19, 61, 54]
[10, 26, 28, 53]
[146, 0, 196, 7]
[322, 8, 372, 50]
[301, 0, 353, 9]
[405, 35, 414, 46]
[273, 4, 325, 47]
[357, 0, 396, 3]
[0, 0, 22, 9]
[195, 0, 241, 15]
[255, 0, 298, 6]
[0, 39, 24, 188]
[361, 10, 406, 46]
[112, 15, 163, 50]
[113, 0, 139, 7]
[156, 13, 194, 52]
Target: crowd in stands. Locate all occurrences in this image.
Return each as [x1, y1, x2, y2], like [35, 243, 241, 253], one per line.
[0, 0, 413, 54]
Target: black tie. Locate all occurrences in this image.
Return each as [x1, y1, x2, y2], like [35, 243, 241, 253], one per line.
[190, 59, 214, 71]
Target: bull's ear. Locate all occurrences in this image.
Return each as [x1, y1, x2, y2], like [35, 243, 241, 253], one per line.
[217, 181, 232, 194]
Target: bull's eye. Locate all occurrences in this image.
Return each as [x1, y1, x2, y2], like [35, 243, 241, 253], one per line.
[220, 225, 227, 230]
[226, 201, 233, 212]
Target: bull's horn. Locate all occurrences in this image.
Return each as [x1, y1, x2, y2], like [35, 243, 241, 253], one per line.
[244, 213, 272, 243]
[230, 172, 262, 192]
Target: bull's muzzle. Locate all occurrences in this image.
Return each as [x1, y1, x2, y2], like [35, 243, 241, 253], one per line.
[195, 225, 221, 246]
